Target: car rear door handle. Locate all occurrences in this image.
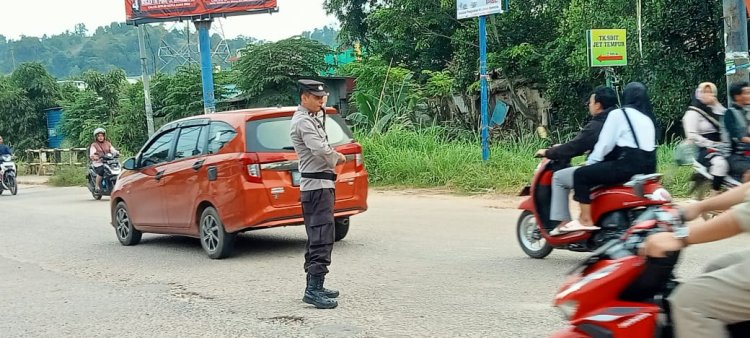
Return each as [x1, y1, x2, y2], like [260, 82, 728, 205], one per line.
[192, 160, 205, 171]
[155, 170, 164, 181]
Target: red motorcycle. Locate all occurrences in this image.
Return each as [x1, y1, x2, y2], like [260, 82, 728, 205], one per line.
[517, 158, 672, 258]
[550, 206, 750, 337]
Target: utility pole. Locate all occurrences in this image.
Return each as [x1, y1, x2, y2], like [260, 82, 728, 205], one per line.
[479, 16, 489, 162]
[723, 0, 749, 102]
[195, 19, 216, 114]
[138, 25, 155, 136]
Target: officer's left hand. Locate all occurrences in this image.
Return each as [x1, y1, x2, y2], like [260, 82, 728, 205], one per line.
[535, 149, 547, 158]
[336, 152, 346, 164]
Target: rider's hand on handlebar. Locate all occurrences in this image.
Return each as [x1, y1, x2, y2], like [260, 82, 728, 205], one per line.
[534, 149, 547, 158]
[640, 232, 685, 258]
[680, 205, 701, 222]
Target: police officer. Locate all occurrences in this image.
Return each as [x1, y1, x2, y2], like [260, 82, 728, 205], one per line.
[290, 79, 346, 309]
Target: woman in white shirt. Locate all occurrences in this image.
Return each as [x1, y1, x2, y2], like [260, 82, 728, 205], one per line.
[558, 82, 657, 232]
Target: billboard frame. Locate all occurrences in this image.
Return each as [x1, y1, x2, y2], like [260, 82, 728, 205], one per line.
[126, 7, 278, 26]
[126, 0, 278, 115]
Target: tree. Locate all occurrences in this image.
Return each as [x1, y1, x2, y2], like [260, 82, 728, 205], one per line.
[234, 38, 332, 106]
[151, 65, 228, 121]
[329, 0, 726, 138]
[323, 0, 376, 47]
[4, 63, 61, 151]
[0, 76, 39, 151]
[80, 69, 127, 123]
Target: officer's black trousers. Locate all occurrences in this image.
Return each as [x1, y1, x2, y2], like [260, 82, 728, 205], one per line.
[301, 188, 335, 277]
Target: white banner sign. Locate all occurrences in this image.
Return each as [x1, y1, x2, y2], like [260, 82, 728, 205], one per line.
[457, 0, 503, 19]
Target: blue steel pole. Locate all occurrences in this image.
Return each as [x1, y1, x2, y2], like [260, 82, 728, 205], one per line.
[479, 16, 490, 161]
[195, 20, 216, 114]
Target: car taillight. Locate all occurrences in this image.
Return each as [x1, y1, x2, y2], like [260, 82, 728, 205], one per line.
[337, 143, 365, 170]
[247, 163, 260, 178]
[240, 154, 262, 183]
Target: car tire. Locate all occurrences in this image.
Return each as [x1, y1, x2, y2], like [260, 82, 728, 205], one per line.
[334, 217, 350, 242]
[199, 206, 235, 259]
[114, 202, 142, 246]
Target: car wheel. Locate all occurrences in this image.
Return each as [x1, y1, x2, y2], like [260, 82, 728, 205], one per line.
[114, 202, 142, 246]
[199, 206, 235, 259]
[334, 217, 350, 242]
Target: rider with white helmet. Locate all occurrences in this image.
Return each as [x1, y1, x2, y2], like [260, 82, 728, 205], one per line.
[89, 128, 118, 193]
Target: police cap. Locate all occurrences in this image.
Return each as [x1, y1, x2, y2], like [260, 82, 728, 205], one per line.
[298, 79, 329, 97]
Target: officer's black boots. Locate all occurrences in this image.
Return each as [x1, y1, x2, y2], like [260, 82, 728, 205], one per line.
[307, 274, 339, 298]
[303, 274, 338, 309]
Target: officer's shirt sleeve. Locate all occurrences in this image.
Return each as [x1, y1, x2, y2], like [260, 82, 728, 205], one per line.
[299, 118, 339, 169]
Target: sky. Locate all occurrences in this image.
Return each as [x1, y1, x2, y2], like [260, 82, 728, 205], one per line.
[0, 0, 338, 41]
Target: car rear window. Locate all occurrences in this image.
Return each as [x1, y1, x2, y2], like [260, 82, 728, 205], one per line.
[246, 114, 354, 152]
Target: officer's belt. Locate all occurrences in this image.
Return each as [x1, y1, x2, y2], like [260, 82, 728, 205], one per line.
[301, 172, 337, 181]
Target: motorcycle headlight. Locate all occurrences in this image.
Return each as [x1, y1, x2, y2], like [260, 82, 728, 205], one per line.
[556, 300, 579, 320]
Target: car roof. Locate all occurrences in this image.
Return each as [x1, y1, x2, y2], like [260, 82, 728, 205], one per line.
[161, 106, 339, 130]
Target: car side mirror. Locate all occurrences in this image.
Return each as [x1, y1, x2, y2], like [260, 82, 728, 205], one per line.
[122, 157, 138, 171]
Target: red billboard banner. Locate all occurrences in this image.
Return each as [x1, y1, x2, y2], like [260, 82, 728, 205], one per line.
[125, 0, 278, 24]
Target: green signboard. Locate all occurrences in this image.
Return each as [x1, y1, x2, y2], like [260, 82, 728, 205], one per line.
[587, 29, 627, 67]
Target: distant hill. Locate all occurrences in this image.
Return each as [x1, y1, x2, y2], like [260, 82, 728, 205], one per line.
[0, 22, 339, 78]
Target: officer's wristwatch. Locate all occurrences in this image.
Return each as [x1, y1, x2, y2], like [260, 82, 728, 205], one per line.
[673, 226, 690, 248]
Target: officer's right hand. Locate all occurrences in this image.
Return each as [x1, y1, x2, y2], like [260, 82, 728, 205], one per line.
[337, 152, 346, 164]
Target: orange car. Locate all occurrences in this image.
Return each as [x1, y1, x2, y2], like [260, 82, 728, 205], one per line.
[110, 107, 369, 258]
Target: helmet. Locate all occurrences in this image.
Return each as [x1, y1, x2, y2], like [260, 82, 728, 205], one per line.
[93, 128, 106, 137]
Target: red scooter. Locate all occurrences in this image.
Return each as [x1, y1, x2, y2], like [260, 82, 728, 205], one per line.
[550, 206, 750, 337]
[517, 158, 672, 259]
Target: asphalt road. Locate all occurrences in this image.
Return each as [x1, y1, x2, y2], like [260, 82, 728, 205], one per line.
[1, 185, 748, 337]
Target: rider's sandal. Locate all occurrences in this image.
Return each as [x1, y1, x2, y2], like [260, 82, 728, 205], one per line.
[549, 222, 569, 236]
[551, 220, 600, 235]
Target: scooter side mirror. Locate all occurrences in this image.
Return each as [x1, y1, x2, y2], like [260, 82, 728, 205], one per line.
[122, 157, 138, 171]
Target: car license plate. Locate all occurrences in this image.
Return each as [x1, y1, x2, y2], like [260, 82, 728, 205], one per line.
[291, 170, 301, 186]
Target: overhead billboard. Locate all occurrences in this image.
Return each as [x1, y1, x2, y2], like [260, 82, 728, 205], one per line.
[125, 0, 278, 24]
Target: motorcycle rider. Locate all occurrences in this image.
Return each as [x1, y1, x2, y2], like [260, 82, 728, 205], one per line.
[721, 82, 750, 182]
[89, 128, 119, 193]
[0, 135, 12, 173]
[568, 82, 657, 231]
[644, 183, 750, 338]
[682, 82, 729, 196]
[0, 135, 10, 156]
[534, 86, 618, 235]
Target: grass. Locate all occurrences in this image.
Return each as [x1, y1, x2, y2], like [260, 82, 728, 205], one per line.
[39, 128, 694, 196]
[48, 166, 88, 187]
[358, 128, 693, 196]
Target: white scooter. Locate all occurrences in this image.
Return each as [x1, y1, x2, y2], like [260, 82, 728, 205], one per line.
[0, 154, 18, 195]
